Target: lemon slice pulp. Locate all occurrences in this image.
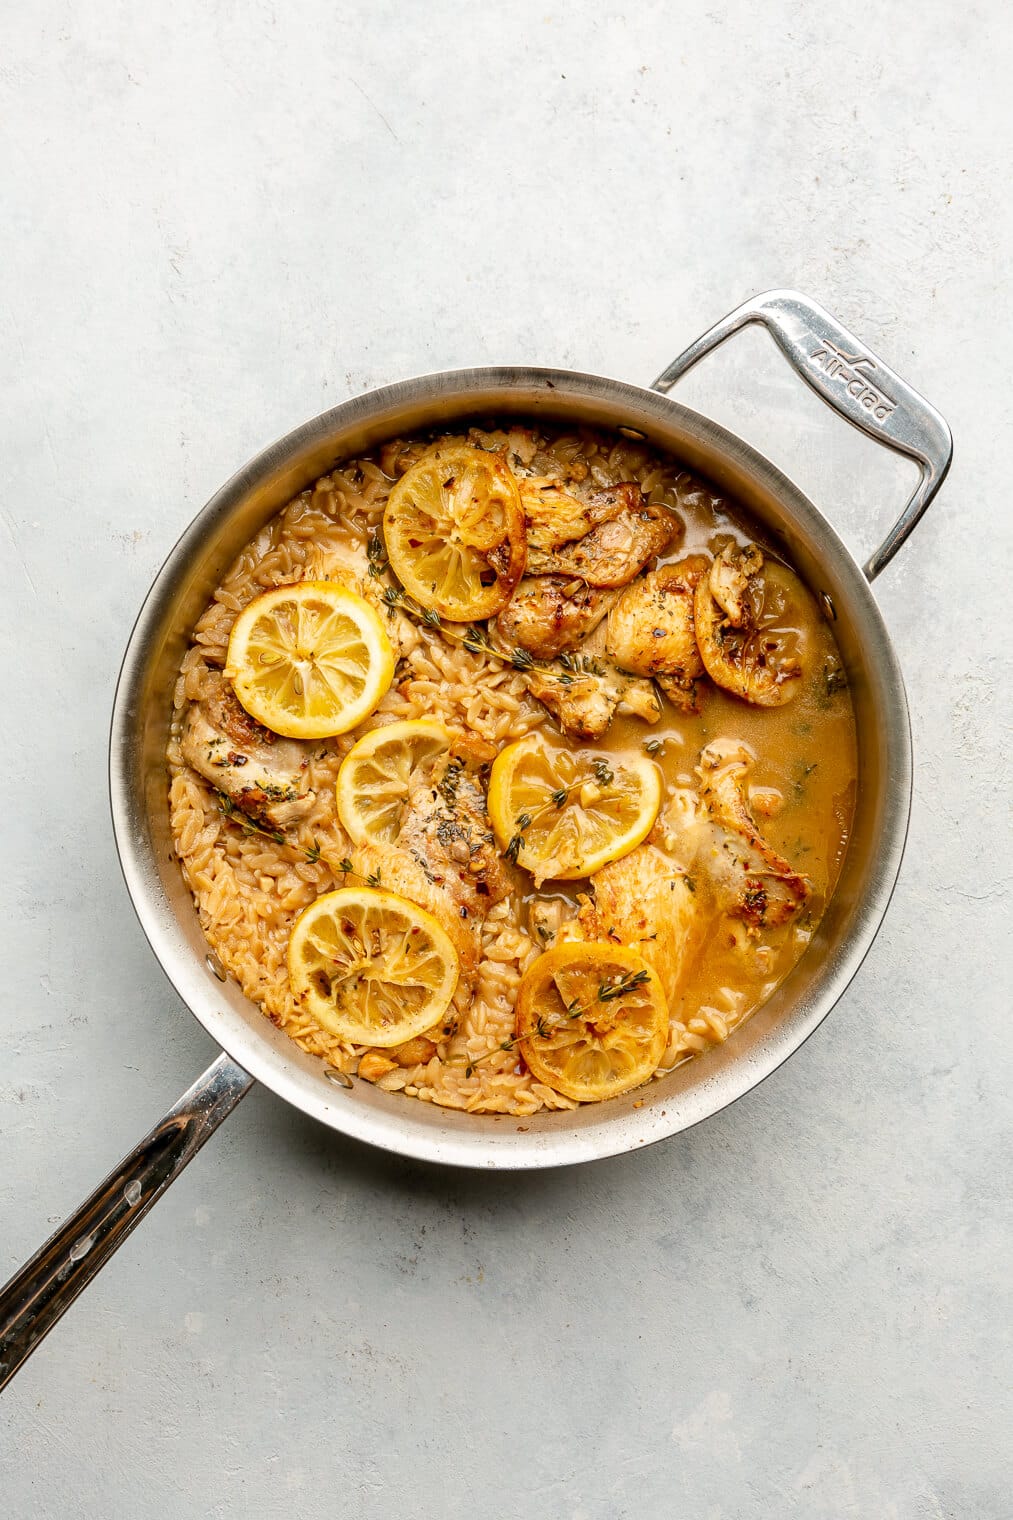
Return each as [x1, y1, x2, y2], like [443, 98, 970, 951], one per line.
[487, 735, 661, 885]
[515, 943, 668, 1102]
[383, 443, 527, 621]
[226, 582, 395, 739]
[287, 886, 459, 1046]
[336, 718, 451, 846]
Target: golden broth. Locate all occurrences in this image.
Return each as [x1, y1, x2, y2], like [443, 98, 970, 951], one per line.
[528, 484, 857, 1063]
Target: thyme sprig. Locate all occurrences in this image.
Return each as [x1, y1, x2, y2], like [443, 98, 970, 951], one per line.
[214, 790, 286, 846]
[215, 800, 384, 886]
[366, 530, 600, 684]
[367, 530, 442, 628]
[461, 622, 535, 670]
[337, 856, 383, 889]
[463, 965, 652, 1077]
[503, 758, 616, 864]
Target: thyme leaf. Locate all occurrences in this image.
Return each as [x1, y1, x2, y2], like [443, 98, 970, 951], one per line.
[596, 968, 650, 1002]
[214, 790, 285, 846]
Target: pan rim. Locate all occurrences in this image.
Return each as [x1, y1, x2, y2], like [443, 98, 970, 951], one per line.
[109, 363, 911, 1169]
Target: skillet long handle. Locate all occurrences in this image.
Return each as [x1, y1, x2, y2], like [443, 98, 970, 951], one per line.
[652, 288, 953, 582]
[0, 1052, 253, 1392]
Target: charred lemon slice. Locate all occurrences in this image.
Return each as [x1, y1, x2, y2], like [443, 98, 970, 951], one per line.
[487, 735, 661, 886]
[694, 544, 807, 707]
[226, 582, 395, 739]
[516, 942, 668, 1102]
[336, 718, 451, 845]
[383, 443, 526, 621]
[288, 886, 459, 1046]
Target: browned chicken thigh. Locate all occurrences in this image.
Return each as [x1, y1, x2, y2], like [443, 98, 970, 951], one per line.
[181, 671, 314, 831]
[696, 739, 810, 928]
[493, 575, 616, 662]
[352, 749, 510, 983]
[525, 483, 677, 587]
[605, 555, 710, 712]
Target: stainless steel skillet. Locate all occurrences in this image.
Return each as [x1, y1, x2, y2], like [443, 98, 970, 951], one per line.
[0, 290, 951, 1388]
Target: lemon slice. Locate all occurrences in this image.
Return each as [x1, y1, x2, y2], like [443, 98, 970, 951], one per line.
[288, 886, 459, 1046]
[383, 443, 527, 621]
[226, 582, 395, 739]
[336, 718, 451, 845]
[516, 943, 668, 1102]
[487, 735, 661, 885]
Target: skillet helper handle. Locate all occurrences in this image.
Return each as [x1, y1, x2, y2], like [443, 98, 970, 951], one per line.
[651, 288, 953, 582]
[0, 1052, 253, 1392]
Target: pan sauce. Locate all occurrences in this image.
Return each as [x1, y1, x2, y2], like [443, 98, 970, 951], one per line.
[568, 540, 856, 1063]
[167, 421, 857, 1109]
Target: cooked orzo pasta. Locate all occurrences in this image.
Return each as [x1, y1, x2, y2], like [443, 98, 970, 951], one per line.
[168, 422, 856, 1116]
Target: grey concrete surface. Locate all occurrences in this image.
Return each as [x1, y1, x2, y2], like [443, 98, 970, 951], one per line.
[2, 3, 1010, 1516]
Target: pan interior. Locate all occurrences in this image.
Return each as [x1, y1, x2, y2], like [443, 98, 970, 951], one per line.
[110, 368, 909, 1168]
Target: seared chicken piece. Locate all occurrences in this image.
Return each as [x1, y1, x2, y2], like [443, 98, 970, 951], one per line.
[523, 666, 620, 742]
[605, 555, 710, 712]
[522, 622, 662, 741]
[493, 575, 616, 662]
[353, 749, 510, 984]
[694, 543, 804, 707]
[518, 478, 628, 553]
[708, 541, 763, 624]
[696, 740, 810, 928]
[398, 751, 510, 918]
[526, 484, 677, 588]
[181, 671, 313, 831]
[352, 843, 482, 984]
[575, 843, 699, 995]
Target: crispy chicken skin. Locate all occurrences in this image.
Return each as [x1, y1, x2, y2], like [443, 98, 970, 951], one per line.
[696, 739, 810, 928]
[708, 541, 763, 625]
[493, 575, 616, 662]
[605, 555, 710, 713]
[181, 671, 314, 830]
[352, 749, 510, 983]
[576, 843, 698, 995]
[398, 751, 511, 918]
[518, 477, 629, 552]
[525, 484, 677, 588]
[522, 622, 662, 741]
[694, 543, 803, 707]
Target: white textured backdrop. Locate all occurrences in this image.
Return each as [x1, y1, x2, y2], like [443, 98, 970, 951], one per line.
[2, 3, 1010, 1516]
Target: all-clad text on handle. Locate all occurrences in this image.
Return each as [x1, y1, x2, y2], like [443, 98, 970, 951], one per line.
[652, 289, 952, 581]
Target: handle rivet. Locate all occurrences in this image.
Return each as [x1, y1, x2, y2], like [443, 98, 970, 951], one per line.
[820, 592, 837, 622]
[205, 953, 227, 982]
[325, 1066, 354, 1090]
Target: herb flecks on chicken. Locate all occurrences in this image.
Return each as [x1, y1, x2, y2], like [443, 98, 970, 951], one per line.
[181, 671, 314, 832]
[493, 575, 617, 662]
[605, 555, 710, 714]
[525, 483, 677, 587]
[696, 739, 811, 928]
[352, 744, 510, 985]
[694, 543, 805, 707]
[491, 478, 681, 738]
